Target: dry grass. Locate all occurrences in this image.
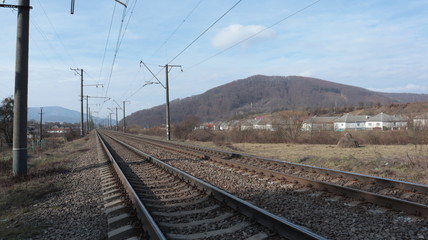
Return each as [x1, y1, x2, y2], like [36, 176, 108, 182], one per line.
[187, 140, 428, 185]
[0, 136, 89, 239]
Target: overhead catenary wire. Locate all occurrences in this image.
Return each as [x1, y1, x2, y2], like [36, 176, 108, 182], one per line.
[99, 0, 139, 114]
[29, 18, 71, 69]
[167, 0, 243, 64]
[102, 0, 129, 101]
[36, 0, 77, 67]
[188, 0, 321, 69]
[123, 1, 243, 103]
[125, 64, 164, 101]
[148, 0, 204, 61]
[98, 2, 117, 85]
[118, 0, 139, 48]
[122, 0, 241, 105]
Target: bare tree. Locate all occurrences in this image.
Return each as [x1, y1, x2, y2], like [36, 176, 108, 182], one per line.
[0, 97, 14, 148]
[173, 116, 200, 140]
[272, 111, 304, 143]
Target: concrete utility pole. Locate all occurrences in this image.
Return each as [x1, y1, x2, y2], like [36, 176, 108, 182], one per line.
[9, 0, 31, 177]
[70, 68, 84, 137]
[85, 96, 89, 134]
[39, 107, 43, 147]
[115, 107, 118, 131]
[122, 101, 130, 133]
[108, 107, 119, 131]
[83, 85, 103, 133]
[108, 113, 113, 130]
[161, 64, 182, 141]
[88, 107, 91, 132]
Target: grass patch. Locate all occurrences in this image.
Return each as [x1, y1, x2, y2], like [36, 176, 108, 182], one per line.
[188, 141, 428, 185]
[0, 137, 89, 239]
[0, 208, 45, 240]
[0, 179, 61, 211]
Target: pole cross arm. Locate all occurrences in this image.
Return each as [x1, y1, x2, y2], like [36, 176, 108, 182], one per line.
[85, 96, 110, 100]
[0, 4, 32, 9]
[84, 84, 104, 88]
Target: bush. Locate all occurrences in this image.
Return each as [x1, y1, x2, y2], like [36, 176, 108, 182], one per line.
[187, 129, 215, 142]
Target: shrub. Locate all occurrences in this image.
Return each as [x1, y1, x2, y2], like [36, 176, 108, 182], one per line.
[187, 129, 215, 142]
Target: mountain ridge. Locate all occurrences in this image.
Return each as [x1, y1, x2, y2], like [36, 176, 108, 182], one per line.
[125, 75, 428, 127]
[28, 106, 106, 124]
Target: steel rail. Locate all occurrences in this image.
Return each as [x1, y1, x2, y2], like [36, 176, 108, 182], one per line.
[107, 131, 428, 217]
[102, 131, 327, 240]
[208, 155, 428, 217]
[120, 132, 428, 195]
[96, 131, 167, 240]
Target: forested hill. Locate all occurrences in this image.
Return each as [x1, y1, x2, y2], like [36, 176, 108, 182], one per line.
[125, 75, 428, 127]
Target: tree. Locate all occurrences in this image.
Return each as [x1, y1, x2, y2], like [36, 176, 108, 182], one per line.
[0, 97, 14, 148]
[173, 116, 200, 140]
[272, 111, 304, 143]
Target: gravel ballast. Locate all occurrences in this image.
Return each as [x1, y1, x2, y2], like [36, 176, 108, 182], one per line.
[2, 134, 108, 239]
[117, 135, 428, 240]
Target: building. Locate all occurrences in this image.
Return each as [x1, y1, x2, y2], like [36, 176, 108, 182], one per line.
[302, 116, 337, 132]
[413, 114, 428, 128]
[47, 127, 71, 135]
[334, 114, 370, 131]
[365, 112, 407, 130]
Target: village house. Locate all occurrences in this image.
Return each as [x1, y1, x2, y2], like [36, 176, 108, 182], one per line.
[47, 127, 72, 135]
[252, 116, 274, 131]
[302, 116, 337, 132]
[413, 113, 428, 129]
[365, 112, 408, 130]
[334, 114, 369, 131]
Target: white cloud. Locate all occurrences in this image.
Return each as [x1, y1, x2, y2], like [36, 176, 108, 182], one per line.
[211, 24, 275, 49]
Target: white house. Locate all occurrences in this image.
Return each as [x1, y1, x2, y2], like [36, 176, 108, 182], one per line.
[365, 112, 407, 130]
[253, 117, 274, 131]
[302, 116, 338, 131]
[334, 114, 370, 131]
[413, 114, 428, 128]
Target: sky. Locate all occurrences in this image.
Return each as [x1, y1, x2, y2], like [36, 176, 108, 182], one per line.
[1, 0, 428, 120]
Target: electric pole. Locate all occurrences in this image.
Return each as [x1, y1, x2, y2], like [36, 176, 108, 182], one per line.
[108, 107, 119, 131]
[122, 101, 130, 133]
[85, 96, 89, 134]
[161, 64, 182, 141]
[4, 0, 32, 176]
[108, 113, 113, 130]
[39, 107, 43, 148]
[70, 68, 84, 137]
[88, 107, 91, 132]
[115, 108, 118, 131]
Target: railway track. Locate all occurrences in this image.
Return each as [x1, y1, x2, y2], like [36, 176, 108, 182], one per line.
[96, 131, 326, 239]
[107, 131, 428, 218]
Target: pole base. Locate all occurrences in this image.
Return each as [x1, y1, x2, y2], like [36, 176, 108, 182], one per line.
[13, 148, 27, 176]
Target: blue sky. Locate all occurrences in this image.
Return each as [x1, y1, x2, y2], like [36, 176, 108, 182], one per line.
[1, 0, 427, 119]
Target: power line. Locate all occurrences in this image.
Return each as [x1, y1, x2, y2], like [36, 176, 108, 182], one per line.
[125, 65, 164, 101]
[118, 0, 139, 51]
[103, 0, 129, 99]
[148, 0, 204, 61]
[124, 0, 241, 102]
[168, 0, 243, 64]
[30, 18, 70, 67]
[36, 0, 77, 67]
[188, 0, 321, 69]
[98, 2, 117, 85]
[100, 0, 139, 114]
